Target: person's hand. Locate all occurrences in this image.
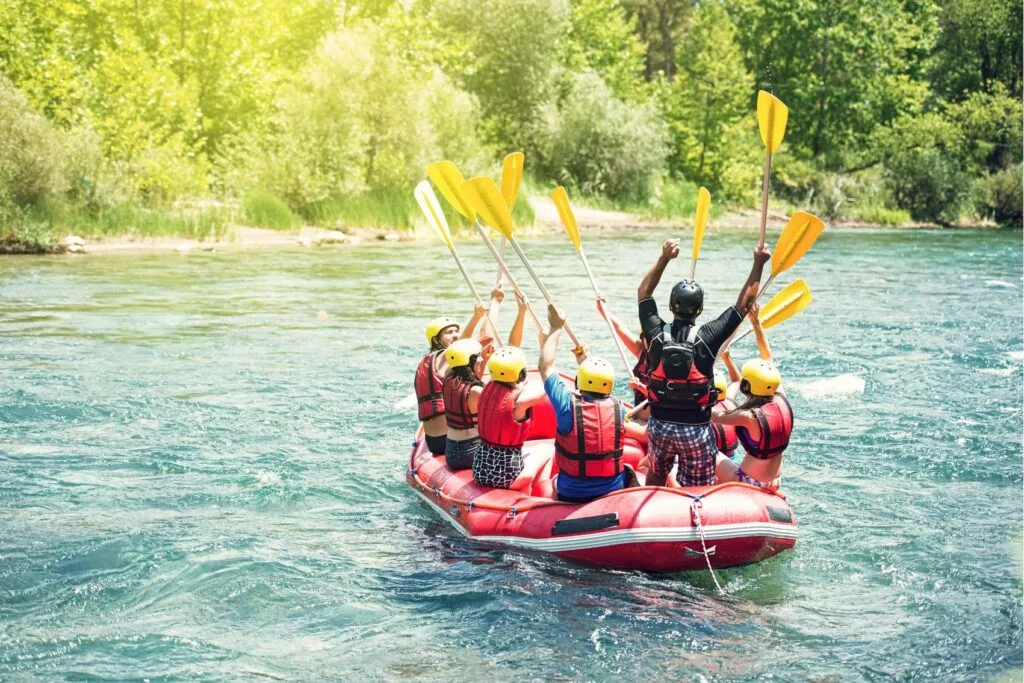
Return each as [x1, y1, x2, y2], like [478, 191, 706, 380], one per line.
[747, 300, 760, 323]
[490, 284, 505, 303]
[480, 341, 495, 362]
[721, 347, 732, 362]
[628, 376, 649, 397]
[595, 295, 607, 316]
[753, 243, 771, 266]
[547, 304, 564, 331]
[473, 301, 487, 318]
[515, 291, 528, 313]
[662, 239, 680, 261]
[572, 344, 589, 365]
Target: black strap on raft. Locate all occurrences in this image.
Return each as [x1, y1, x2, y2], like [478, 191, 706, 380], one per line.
[557, 397, 623, 477]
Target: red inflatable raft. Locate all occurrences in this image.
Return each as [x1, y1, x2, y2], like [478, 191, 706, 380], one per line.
[406, 372, 797, 573]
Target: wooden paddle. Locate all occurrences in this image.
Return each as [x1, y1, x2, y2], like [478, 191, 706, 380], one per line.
[426, 160, 542, 331]
[551, 185, 633, 375]
[756, 91, 789, 249]
[462, 176, 582, 349]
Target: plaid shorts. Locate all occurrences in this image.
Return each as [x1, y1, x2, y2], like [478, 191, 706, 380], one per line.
[647, 418, 717, 486]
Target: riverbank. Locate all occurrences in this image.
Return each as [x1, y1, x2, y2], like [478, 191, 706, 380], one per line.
[4, 195, 1003, 256]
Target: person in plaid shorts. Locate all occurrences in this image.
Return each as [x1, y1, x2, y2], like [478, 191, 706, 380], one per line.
[636, 239, 771, 487]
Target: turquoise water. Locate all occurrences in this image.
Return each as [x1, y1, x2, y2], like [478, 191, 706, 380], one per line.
[1, 228, 1021, 680]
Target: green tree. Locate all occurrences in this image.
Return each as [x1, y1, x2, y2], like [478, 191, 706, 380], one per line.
[661, 2, 754, 195]
[427, 0, 569, 153]
[931, 0, 1023, 100]
[622, 0, 690, 81]
[561, 0, 647, 101]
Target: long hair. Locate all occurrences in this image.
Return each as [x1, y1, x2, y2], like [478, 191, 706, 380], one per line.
[450, 356, 484, 386]
[729, 382, 773, 414]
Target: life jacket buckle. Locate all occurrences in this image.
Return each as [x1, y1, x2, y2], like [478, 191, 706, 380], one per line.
[505, 507, 518, 520]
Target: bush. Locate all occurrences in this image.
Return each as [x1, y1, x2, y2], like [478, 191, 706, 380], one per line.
[244, 191, 296, 230]
[849, 203, 911, 226]
[537, 70, 668, 203]
[884, 147, 970, 224]
[0, 76, 67, 207]
[974, 164, 1023, 226]
[645, 177, 700, 219]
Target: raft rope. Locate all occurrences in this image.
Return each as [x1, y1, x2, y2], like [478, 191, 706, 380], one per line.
[689, 496, 724, 594]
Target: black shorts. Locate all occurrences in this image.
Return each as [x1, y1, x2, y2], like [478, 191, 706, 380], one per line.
[425, 433, 447, 456]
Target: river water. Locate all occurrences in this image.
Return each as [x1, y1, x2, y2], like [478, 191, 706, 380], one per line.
[1, 228, 1021, 680]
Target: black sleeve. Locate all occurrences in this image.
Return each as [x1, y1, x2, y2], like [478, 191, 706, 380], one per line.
[638, 298, 664, 345]
[698, 306, 743, 356]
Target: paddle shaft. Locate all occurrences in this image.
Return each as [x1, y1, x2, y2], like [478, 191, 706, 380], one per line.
[689, 258, 697, 279]
[758, 153, 772, 249]
[576, 249, 634, 376]
[495, 237, 507, 287]
[506, 238, 582, 348]
[473, 222, 543, 331]
[447, 245, 504, 348]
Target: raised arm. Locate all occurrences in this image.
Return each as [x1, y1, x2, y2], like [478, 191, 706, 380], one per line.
[461, 301, 487, 339]
[538, 305, 564, 381]
[637, 239, 680, 301]
[721, 347, 741, 383]
[597, 296, 641, 358]
[748, 302, 773, 361]
[507, 292, 528, 348]
[513, 378, 548, 420]
[479, 285, 504, 342]
[735, 244, 772, 317]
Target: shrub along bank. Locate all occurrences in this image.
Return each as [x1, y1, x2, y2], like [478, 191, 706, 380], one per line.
[0, 0, 1019, 252]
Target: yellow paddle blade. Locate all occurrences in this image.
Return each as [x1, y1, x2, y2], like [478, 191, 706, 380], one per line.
[463, 176, 515, 239]
[691, 186, 711, 262]
[414, 180, 454, 251]
[772, 211, 825, 276]
[427, 161, 476, 221]
[551, 186, 581, 252]
[759, 279, 812, 329]
[757, 91, 789, 153]
[500, 152, 524, 210]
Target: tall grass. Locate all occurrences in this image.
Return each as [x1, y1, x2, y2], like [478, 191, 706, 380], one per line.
[243, 191, 296, 230]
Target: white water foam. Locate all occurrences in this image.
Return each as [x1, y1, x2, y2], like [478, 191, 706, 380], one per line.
[393, 393, 418, 410]
[254, 471, 282, 488]
[1008, 351, 1024, 361]
[984, 279, 1016, 288]
[792, 374, 866, 400]
[980, 367, 1015, 376]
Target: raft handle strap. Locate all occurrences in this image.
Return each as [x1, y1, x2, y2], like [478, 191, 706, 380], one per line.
[690, 498, 724, 594]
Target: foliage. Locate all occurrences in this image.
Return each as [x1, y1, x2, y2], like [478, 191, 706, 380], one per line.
[0, 0, 1020, 247]
[244, 191, 297, 230]
[561, 0, 647, 101]
[660, 1, 757, 201]
[536, 70, 668, 202]
[974, 165, 1023, 227]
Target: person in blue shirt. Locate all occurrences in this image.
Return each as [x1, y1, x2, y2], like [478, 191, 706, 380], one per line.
[538, 305, 646, 503]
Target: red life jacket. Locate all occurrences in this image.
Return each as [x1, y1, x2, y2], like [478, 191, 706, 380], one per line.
[713, 397, 738, 455]
[555, 395, 625, 478]
[414, 351, 445, 421]
[442, 374, 480, 430]
[632, 345, 650, 405]
[647, 325, 713, 421]
[737, 394, 794, 459]
[478, 382, 532, 447]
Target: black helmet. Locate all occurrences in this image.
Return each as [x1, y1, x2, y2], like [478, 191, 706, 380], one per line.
[669, 279, 703, 319]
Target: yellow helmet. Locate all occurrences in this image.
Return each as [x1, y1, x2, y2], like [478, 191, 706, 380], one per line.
[445, 338, 482, 368]
[488, 346, 527, 383]
[714, 376, 728, 403]
[741, 359, 782, 397]
[425, 316, 459, 344]
[577, 358, 615, 395]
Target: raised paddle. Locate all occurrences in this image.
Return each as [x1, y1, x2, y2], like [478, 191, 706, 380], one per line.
[757, 211, 825, 300]
[551, 185, 633, 376]
[462, 176, 583, 349]
[730, 279, 812, 345]
[495, 152, 524, 287]
[756, 91, 789, 249]
[414, 181, 504, 347]
[689, 186, 711, 279]
[426, 160, 543, 331]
